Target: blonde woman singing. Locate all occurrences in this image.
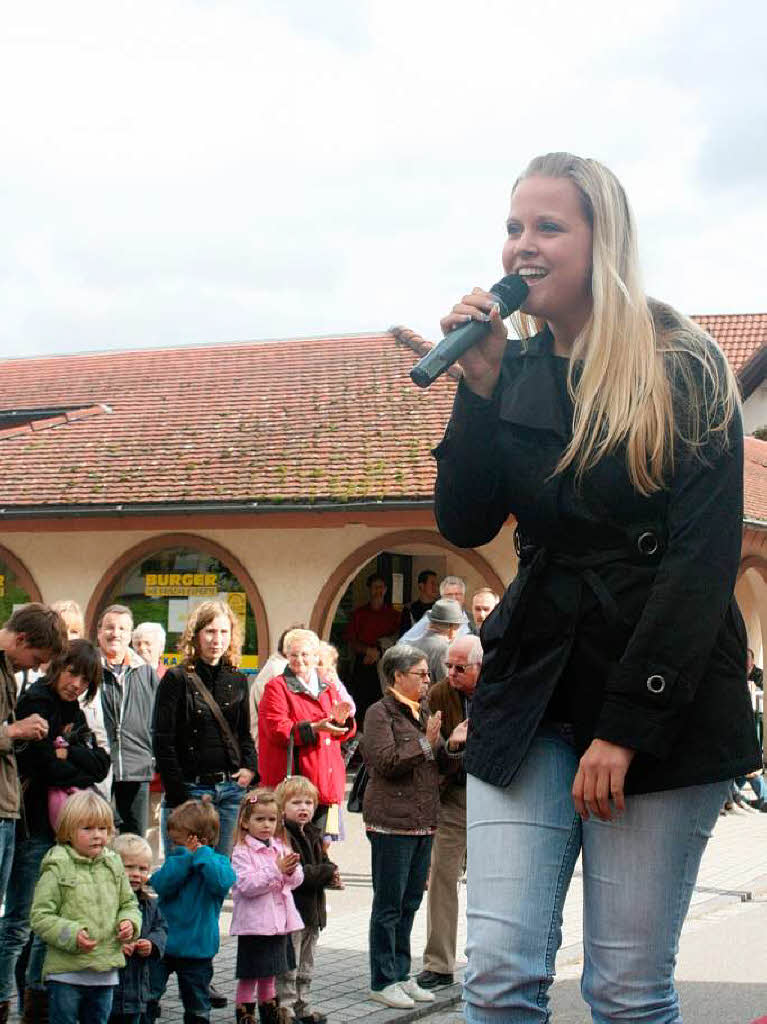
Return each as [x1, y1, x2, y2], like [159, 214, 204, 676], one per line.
[432, 152, 760, 1023]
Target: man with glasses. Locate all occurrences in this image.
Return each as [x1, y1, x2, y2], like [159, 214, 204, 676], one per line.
[416, 634, 482, 991]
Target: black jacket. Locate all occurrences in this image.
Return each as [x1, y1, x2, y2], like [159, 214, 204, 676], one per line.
[16, 679, 111, 840]
[434, 330, 761, 795]
[283, 818, 336, 930]
[152, 661, 258, 807]
[111, 890, 167, 1016]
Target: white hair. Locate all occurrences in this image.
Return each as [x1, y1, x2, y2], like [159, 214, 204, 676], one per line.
[132, 621, 166, 650]
[440, 575, 466, 596]
[450, 634, 483, 665]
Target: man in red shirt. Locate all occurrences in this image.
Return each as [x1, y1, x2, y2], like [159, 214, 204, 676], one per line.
[345, 575, 401, 728]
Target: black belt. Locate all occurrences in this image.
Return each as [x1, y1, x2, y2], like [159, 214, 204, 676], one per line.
[189, 771, 229, 786]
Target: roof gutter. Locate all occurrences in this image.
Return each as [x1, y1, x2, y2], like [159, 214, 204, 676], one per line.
[0, 498, 435, 521]
[744, 517, 767, 531]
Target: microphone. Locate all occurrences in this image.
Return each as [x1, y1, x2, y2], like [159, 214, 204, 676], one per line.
[409, 274, 529, 389]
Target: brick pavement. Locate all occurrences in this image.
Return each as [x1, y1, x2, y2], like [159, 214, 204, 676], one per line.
[150, 802, 767, 1022]
[8, 801, 766, 1022]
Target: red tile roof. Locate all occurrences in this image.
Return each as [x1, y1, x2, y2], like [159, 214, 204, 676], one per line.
[744, 437, 767, 524]
[0, 333, 455, 507]
[0, 316, 765, 519]
[692, 313, 767, 375]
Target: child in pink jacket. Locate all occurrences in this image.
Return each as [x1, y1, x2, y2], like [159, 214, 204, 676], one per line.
[231, 789, 304, 1024]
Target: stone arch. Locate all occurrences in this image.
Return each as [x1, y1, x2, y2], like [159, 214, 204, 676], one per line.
[309, 529, 505, 639]
[0, 543, 43, 604]
[86, 532, 269, 663]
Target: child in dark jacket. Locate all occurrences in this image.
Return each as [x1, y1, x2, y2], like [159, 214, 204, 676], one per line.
[109, 834, 167, 1024]
[148, 798, 235, 1023]
[275, 777, 341, 1024]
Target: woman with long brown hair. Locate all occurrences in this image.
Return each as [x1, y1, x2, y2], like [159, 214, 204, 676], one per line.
[433, 152, 760, 1022]
[153, 600, 257, 860]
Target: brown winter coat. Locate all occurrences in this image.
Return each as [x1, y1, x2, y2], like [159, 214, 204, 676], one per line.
[361, 693, 447, 832]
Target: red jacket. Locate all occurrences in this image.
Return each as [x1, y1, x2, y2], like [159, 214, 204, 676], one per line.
[258, 669, 356, 806]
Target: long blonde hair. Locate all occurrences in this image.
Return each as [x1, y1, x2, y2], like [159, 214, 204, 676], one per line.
[509, 152, 739, 494]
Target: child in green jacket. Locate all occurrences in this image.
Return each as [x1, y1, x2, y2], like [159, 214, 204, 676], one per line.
[30, 791, 141, 1024]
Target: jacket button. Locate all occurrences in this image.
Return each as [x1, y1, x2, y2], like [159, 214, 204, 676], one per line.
[637, 531, 659, 556]
[646, 674, 665, 694]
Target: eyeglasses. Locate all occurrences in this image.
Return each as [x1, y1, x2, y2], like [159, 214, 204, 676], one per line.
[445, 662, 475, 673]
[407, 670, 430, 679]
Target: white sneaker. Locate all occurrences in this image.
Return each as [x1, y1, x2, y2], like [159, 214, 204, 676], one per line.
[369, 983, 415, 1008]
[400, 978, 436, 1003]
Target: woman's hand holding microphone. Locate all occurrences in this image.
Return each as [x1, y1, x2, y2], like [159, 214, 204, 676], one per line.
[436, 288, 509, 399]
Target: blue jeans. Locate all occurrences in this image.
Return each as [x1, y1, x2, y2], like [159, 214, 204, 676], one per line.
[161, 779, 245, 858]
[0, 819, 15, 907]
[367, 831, 433, 991]
[0, 835, 53, 1001]
[464, 725, 728, 1024]
[147, 954, 213, 1019]
[48, 980, 113, 1023]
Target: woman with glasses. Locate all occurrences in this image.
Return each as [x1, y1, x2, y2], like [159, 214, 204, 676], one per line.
[361, 644, 466, 1010]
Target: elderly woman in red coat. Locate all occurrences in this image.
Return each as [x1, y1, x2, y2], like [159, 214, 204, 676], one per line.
[258, 629, 355, 832]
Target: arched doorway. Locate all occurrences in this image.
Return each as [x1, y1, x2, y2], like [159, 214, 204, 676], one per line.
[87, 533, 269, 671]
[310, 529, 506, 676]
[0, 544, 42, 622]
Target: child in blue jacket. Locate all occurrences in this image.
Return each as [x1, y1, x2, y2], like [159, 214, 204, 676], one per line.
[148, 798, 235, 1023]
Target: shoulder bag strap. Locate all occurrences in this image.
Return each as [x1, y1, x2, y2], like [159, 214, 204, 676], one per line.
[186, 670, 242, 768]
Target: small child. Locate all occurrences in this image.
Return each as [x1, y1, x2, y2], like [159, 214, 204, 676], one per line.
[231, 788, 304, 1024]
[149, 798, 235, 1023]
[275, 776, 340, 1024]
[29, 790, 141, 1024]
[109, 834, 167, 1024]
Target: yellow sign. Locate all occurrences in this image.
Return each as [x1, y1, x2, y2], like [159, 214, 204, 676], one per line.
[144, 573, 217, 598]
[0, 575, 4, 598]
[227, 592, 247, 636]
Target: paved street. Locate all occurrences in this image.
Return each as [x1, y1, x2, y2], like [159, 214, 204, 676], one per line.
[8, 796, 767, 1022]
[151, 796, 767, 1023]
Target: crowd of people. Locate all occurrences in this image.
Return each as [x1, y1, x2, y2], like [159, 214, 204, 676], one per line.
[0, 566, 492, 1023]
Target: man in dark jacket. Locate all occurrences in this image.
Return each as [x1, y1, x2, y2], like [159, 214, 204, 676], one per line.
[97, 605, 159, 836]
[416, 634, 481, 991]
[398, 570, 439, 637]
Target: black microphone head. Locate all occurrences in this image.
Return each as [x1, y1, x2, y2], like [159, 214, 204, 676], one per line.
[489, 274, 529, 317]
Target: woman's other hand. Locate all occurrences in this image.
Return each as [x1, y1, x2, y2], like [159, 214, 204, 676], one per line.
[426, 711, 442, 749]
[330, 701, 352, 725]
[435, 287, 509, 398]
[232, 768, 255, 788]
[572, 739, 636, 821]
[311, 718, 347, 737]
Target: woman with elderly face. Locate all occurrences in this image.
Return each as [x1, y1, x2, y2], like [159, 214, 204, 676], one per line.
[258, 628, 356, 833]
[360, 644, 466, 1008]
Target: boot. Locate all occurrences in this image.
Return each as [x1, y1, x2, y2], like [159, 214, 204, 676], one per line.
[236, 1004, 257, 1024]
[22, 987, 48, 1024]
[258, 1000, 279, 1024]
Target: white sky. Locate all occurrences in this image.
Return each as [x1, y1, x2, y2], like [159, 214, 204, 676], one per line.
[1, 0, 765, 358]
